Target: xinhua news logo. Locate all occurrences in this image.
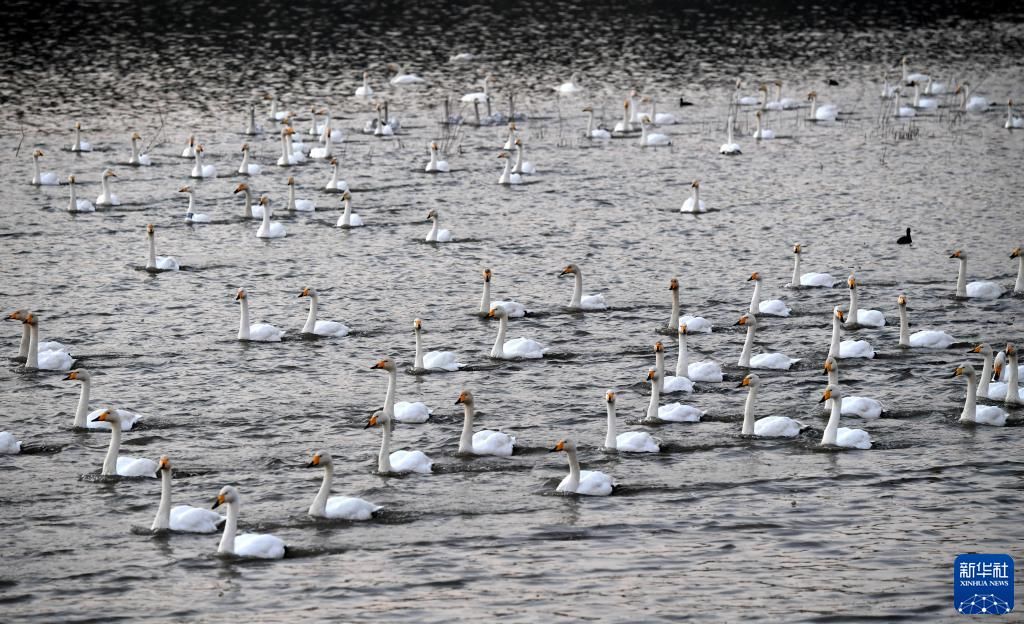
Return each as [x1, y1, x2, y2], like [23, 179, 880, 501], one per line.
[954, 554, 1014, 615]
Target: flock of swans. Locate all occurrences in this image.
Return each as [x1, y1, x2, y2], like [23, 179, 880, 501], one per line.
[5, 59, 1023, 560]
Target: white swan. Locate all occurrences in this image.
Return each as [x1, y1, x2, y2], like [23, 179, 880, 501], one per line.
[488, 306, 545, 359]
[656, 340, 693, 394]
[180, 135, 196, 158]
[335, 191, 364, 228]
[739, 374, 802, 437]
[190, 145, 216, 178]
[236, 143, 261, 175]
[285, 177, 315, 212]
[501, 122, 518, 149]
[773, 81, 801, 109]
[734, 79, 760, 106]
[551, 439, 613, 496]
[828, 307, 875, 359]
[497, 151, 522, 185]
[372, 357, 432, 423]
[213, 485, 286, 559]
[298, 287, 349, 337]
[822, 356, 884, 419]
[364, 410, 433, 474]
[0, 432, 21, 454]
[461, 74, 491, 104]
[244, 103, 263, 135]
[645, 369, 704, 423]
[145, 224, 179, 272]
[307, 108, 326, 136]
[807, 91, 838, 121]
[736, 314, 799, 369]
[957, 83, 990, 113]
[896, 294, 955, 349]
[179, 186, 210, 224]
[354, 71, 374, 98]
[307, 451, 381, 520]
[747, 272, 790, 317]
[950, 250, 1004, 299]
[818, 386, 872, 449]
[128, 132, 152, 166]
[675, 324, 724, 382]
[720, 115, 741, 154]
[235, 288, 284, 342]
[603, 390, 659, 453]
[555, 73, 582, 95]
[639, 116, 671, 146]
[23, 313, 75, 371]
[152, 457, 225, 532]
[478, 268, 527, 318]
[66, 175, 95, 213]
[954, 364, 1008, 426]
[844, 273, 886, 328]
[1012, 247, 1023, 294]
[753, 111, 775, 140]
[91, 410, 158, 477]
[71, 122, 92, 152]
[1005, 100, 1024, 129]
[924, 76, 948, 95]
[583, 107, 611, 140]
[255, 196, 287, 239]
[233, 183, 264, 219]
[424, 209, 453, 242]
[425, 142, 450, 172]
[265, 94, 291, 121]
[512, 138, 536, 174]
[388, 63, 424, 85]
[893, 89, 915, 118]
[789, 243, 836, 287]
[413, 319, 461, 371]
[64, 369, 142, 430]
[31, 150, 59, 185]
[95, 169, 120, 206]
[987, 344, 1022, 404]
[559, 264, 607, 310]
[680, 179, 707, 213]
[325, 158, 349, 191]
[969, 343, 996, 400]
[309, 129, 334, 159]
[372, 103, 396, 136]
[455, 390, 515, 457]
[613, 100, 633, 134]
[667, 277, 681, 330]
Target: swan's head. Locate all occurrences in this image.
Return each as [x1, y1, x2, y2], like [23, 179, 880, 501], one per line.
[212, 485, 239, 509]
[739, 373, 760, 388]
[413, 318, 422, 332]
[195, 144, 205, 154]
[558, 264, 578, 277]
[284, 127, 296, 136]
[487, 305, 508, 319]
[640, 115, 653, 125]
[758, 84, 768, 92]
[178, 186, 191, 193]
[298, 287, 316, 298]
[131, 132, 142, 141]
[605, 390, 615, 404]
[75, 122, 82, 130]
[340, 191, 351, 201]
[430, 142, 439, 151]
[806, 91, 817, 101]
[234, 288, 247, 302]
[791, 243, 802, 254]
[24, 313, 37, 327]
[364, 409, 390, 429]
[362, 70, 369, 79]
[994, 352, 1005, 377]
[33, 149, 43, 158]
[897, 294, 907, 307]
[370, 357, 396, 372]
[833, 307, 845, 322]
[679, 324, 689, 335]
[847, 274, 858, 289]
[669, 277, 679, 290]
[970, 343, 991, 356]
[953, 363, 975, 378]
[241, 143, 249, 152]
[455, 390, 474, 405]
[773, 80, 782, 87]
[90, 409, 120, 425]
[654, 341, 664, 353]
[68, 175, 76, 184]
[549, 439, 576, 453]
[646, 368, 658, 382]
[497, 152, 509, 160]
[1009, 344, 1018, 358]
[63, 369, 91, 381]
[582, 106, 593, 112]
[287, 176, 296, 186]
[258, 195, 270, 208]
[103, 169, 116, 179]
[425, 209, 439, 221]
[514, 138, 522, 147]
[818, 385, 841, 403]
[690, 180, 700, 189]
[622, 100, 630, 110]
[308, 450, 333, 467]
[747, 272, 761, 282]
[233, 183, 249, 194]
[483, 268, 492, 283]
[823, 356, 837, 374]
[1008, 99, 1014, 107]
[146, 223, 155, 237]
[5, 309, 30, 322]
[158, 456, 171, 473]
[949, 249, 964, 259]
[1011, 247, 1021, 259]
[736, 313, 756, 327]
[756, 110, 763, 119]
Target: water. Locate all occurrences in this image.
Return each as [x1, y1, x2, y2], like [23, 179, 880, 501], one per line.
[1, 1, 1023, 621]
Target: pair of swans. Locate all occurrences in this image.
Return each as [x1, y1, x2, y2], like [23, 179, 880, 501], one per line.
[372, 357, 432, 423]
[336, 191, 364, 228]
[656, 326, 725, 389]
[255, 197, 287, 238]
[747, 272, 790, 317]
[8, 311, 75, 371]
[276, 127, 305, 166]
[0, 432, 21, 454]
[71, 122, 92, 152]
[298, 287, 349, 337]
[236, 143, 260, 175]
[954, 364, 1008, 426]
[497, 151, 522, 185]
[818, 386, 872, 449]
[190, 145, 217, 178]
[823, 356, 884, 419]
[829, 307, 875, 359]
[7, 310, 71, 363]
[325, 158, 349, 192]
[897, 294, 955, 348]
[487, 306, 546, 359]
[911, 82, 938, 110]
[551, 439, 614, 496]
[152, 457, 225, 532]
[91, 410, 159, 477]
[478, 268, 527, 317]
[950, 250, 1005, 299]
[645, 368, 704, 423]
[425, 209, 453, 242]
[425, 142, 450, 172]
[145, 224, 179, 272]
[179, 186, 210, 224]
[30, 150, 59, 185]
[214, 485, 286, 559]
[720, 115, 741, 154]
[413, 318, 461, 371]
[764, 81, 801, 110]
[666, 278, 713, 333]
[456, 390, 515, 456]
[559, 264, 607, 310]
[638, 117, 671, 146]
[364, 409, 433, 473]
[789, 244, 837, 287]
[96, 169, 120, 206]
[65, 369, 143, 430]
[739, 374, 802, 437]
[845, 273, 886, 328]
[235, 288, 285, 341]
[680, 180, 707, 213]
[233, 183, 265, 219]
[128, 132, 152, 166]
[737, 313, 799, 369]
[603, 390, 660, 452]
[583, 107, 611, 140]
[967, 344, 1022, 403]
[307, 451, 381, 519]
[807, 91, 839, 121]
[66, 175, 95, 212]
[511, 139, 536, 175]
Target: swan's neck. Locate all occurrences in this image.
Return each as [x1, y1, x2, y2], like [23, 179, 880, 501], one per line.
[341, 198, 352, 225]
[640, 124, 649, 143]
[218, 500, 239, 554]
[73, 126, 82, 150]
[978, 351, 993, 398]
[822, 396, 841, 445]
[646, 374, 661, 421]
[131, 137, 141, 161]
[738, 323, 754, 367]
[513, 143, 525, 172]
[692, 185, 700, 207]
[27, 322, 39, 369]
[153, 469, 172, 530]
[330, 163, 340, 185]
[749, 280, 762, 315]
[826, 365, 839, 410]
[913, 83, 921, 106]
[894, 91, 903, 113]
[240, 148, 251, 171]
[479, 280, 491, 315]
[955, 257, 967, 297]
[281, 133, 290, 160]
[741, 385, 757, 435]
[563, 448, 582, 492]
[309, 464, 333, 516]
[655, 349, 665, 394]
[898, 305, 910, 347]
[184, 193, 195, 219]
[100, 175, 111, 199]
[458, 402, 475, 454]
[248, 106, 256, 133]
[270, 98, 279, 116]
[102, 421, 121, 475]
[791, 252, 800, 286]
[428, 216, 440, 240]
[1008, 353, 1020, 404]
[810, 95, 818, 117]
[586, 110, 595, 135]
[604, 402, 617, 449]
[668, 288, 680, 329]
[847, 287, 859, 325]
[650, 98, 658, 119]
[260, 201, 272, 231]
[17, 321, 29, 359]
[310, 110, 319, 132]
[901, 58, 908, 82]
[490, 314, 508, 358]
[500, 157, 513, 182]
[960, 371, 978, 422]
[676, 333, 689, 377]
[147, 235, 156, 269]
[302, 294, 318, 334]
[68, 180, 77, 210]
[194, 149, 203, 170]
[238, 298, 250, 340]
[828, 315, 842, 358]
[726, 117, 734, 144]
[33, 156, 42, 182]
[622, 105, 629, 127]
[570, 271, 583, 308]
[287, 184, 297, 210]
[428, 149, 438, 168]
[414, 328, 425, 369]
[241, 189, 253, 218]
[378, 417, 392, 473]
[1014, 256, 1024, 293]
[383, 368, 396, 418]
[74, 377, 91, 427]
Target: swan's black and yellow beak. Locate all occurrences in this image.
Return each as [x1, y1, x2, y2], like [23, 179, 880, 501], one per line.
[364, 414, 379, 429]
[63, 371, 79, 380]
[308, 454, 321, 467]
[549, 440, 565, 453]
[455, 392, 468, 405]
[370, 359, 387, 370]
[212, 494, 225, 510]
[953, 367, 965, 378]
[818, 391, 830, 404]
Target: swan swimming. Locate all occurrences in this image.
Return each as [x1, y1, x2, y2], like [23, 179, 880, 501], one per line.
[603, 390, 659, 453]
[95, 169, 120, 206]
[91, 410, 159, 477]
[583, 107, 611, 140]
[285, 177, 315, 212]
[747, 272, 790, 317]
[550, 438, 613, 496]
[512, 139, 536, 175]
[66, 175, 95, 213]
[388, 63, 424, 85]
[478, 268, 527, 318]
[638, 116, 671, 146]
[559, 264, 607, 310]
[152, 457, 225, 533]
[828, 307, 875, 359]
[71, 122, 92, 152]
[753, 111, 775, 140]
[789, 244, 836, 287]
[236, 143, 261, 175]
[645, 369, 704, 423]
[255, 196, 287, 239]
[354, 71, 374, 98]
[179, 186, 210, 224]
[680, 179, 707, 213]
[497, 152, 522, 185]
[954, 364, 1008, 426]
[235, 288, 284, 342]
[844, 273, 886, 328]
[213, 485, 286, 559]
[720, 115, 741, 154]
[425, 209, 453, 242]
[455, 390, 515, 457]
[488, 306, 545, 359]
[739, 374, 802, 437]
[364, 409, 433, 474]
[613, 100, 633, 134]
[822, 356, 884, 419]
[950, 250, 1004, 299]
[1005, 100, 1024, 129]
[64, 369, 143, 430]
[736, 314, 799, 369]
[145, 224, 179, 272]
[897, 294, 955, 349]
[31, 149, 59, 185]
[190, 144, 217, 178]
[307, 451, 381, 520]
[233, 183, 264, 219]
[642, 96, 677, 125]
[325, 158, 349, 192]
[425, 142, 450, 172]
[656, 340, 694, 394]
[818, 386, 872, 449]
[555, 73, 582, 95]
[23, 313, 75, 371]
[675, 324, 724, 382]
[265, 94, 291, 121]
[180, 135, 196, 158]
[371, 357, 433, 423]
[956, 82, 990, 113]
[244, 103, 263, 135]
[336, 191, 364, 228]
[298, 287, 349, 337]
[807, 91, 839, 121]
[413, 318, 462, 371]
[968, 343, 996, 400]
[987, 344, 1022, 405]
[893, 89, 916, 118]
[0, 432, 21, 454]
[461, 74, 492, 104]
[128, 132, 152, 166]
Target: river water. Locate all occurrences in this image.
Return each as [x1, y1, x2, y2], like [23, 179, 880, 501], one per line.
[1, 1, 1023, 621]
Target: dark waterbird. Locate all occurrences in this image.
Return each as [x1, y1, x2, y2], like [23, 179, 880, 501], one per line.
[897, 227, 912, 244]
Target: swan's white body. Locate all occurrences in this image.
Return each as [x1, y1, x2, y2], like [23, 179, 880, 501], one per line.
[308, 451, 380, 520]
[413, 319, 461, 371]
[488, 306, 545, 359]
[335, 193, 364, 228]
[325, 160, 349, 192]
[95, 170, 121, 206]
[753, 112, 775, 139]
[286, 178, 315, 212]
[93, 411, 158, 477]
[720, 115, 741, 154]
[478, 269, 527, 318]
[375, 357, 433, 423]
[680, 181, 707, 213]
[808, 93, 839, 121]
[823, 356, 884, 419]
[497, 153, 522, 184]
[740, 375, 802, 437]
[309, 131, 334, 159]
[643, 97, 677, 125]
[367, 409, 433, 474]
[0, 432, 21, 454]
[553, 439, 613, 496]
[675, 328, 723, 383]
[180, 136, 196, 158]
[645, 370, 704, 423]
[236, 144, 260, 175]
[425, 143, 450, 172]
[959, 84, 989, 113]
[390, 65, 424, 85]
[952, 251, 1004, 299]
[820, 386, 872, 449]
[66, 176, 95, 212]
[584, 108, 611, 140]
[461, 75, 490, 104]
[457, 391, 515, 457]
[25, 317, 75, 371]
[988, 347, 1022, 405]
[556, 73, 582, 95]
[560, 264, 607, 310]
[66, 370, 142, 431]
[748, 273, 790, 317]
[214, 486, 285, 559]
[845, 275, 886, 328]
[31, 151, 59, 185]
[912, 82, 938, 110]
[789, 245, 836, 287]
[71, 124, 92, 152]
[255, 198, 287, 239]
[829, 308, 875, 360]
[604, 391, 659, 453]
[190, 147, 216, 178]
[639, 118, 671, 146]
[146, 225, 179, 272]
[299, 288, 349, 337]
[235, 289, 284, 342]
[244, 104, 263, 135]
[737, 314, 798, 370]
[355, 72, 374, 98]
[897, 296, 954, 349]
[152, 459, 224, 532]
[956, 364, 1008, 427]
[425, 210, 453, 242]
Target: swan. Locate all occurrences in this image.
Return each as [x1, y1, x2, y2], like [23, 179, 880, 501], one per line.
[284, 123, 309, 160]
[893, 89, 916, 118]
[720, 115, 741, 154]
[364, 410, 433, 474]
[822, 356, 884, 419]
[190, 145, 217, 178]
[145, 224, 179, 272]
[912, 82, 938, 110]
[734, 79, 760, 106]
[372, 103, 396, 137]
[236, 143, 261, 175]
[255, 196, 287, 239]
[583, 107, 611, 140]
[807, 91, 838, 121]
[309, 129, 334, 159]
[987, 344, 1022, 404]
[30, 149, 59, 185]
[880, 74, 897, 99]
[66, 175, 95, 213]
[736, 313, 799, 369]
[656, 340, 693, 394]
[353, 71, 374, 98]
[235, 288, 284, 342]
[325, 158, 349, 191]
[0, 432, 21, 454]
[318, 111, 344, 144]
[413, 318, 461, 371]
[95, 169, 120, 206]
[461, 74, 491, 104]
[298, 287, 349, 337]
[179, 186, 210, 224]
[8, 310, 71, 364]
[128, 132, 152, 166]
[455, 390, 515, 456]
[957, 83, 990, 112]
[488, 306, 545, 359]
[478, 268, 526, 318]
[212, 485, 286, 559]
[63, 369, 142, 430]
[425, 142, 450, 173]
[828, 307, 875, 359]
[550, 438, 613, 496]
[276, 127, 298, 167]
[424, 209, 453, 242]
[23, 313, 75, 371]
[512, 139, 536, 175]
[773, 81, 801, 109]
[896, 294, 954, 348]
[335, 191, 364, 228]
[501, 122, 518, 149]
[667, 277, 681, 330]
[644, 369, 704, 423]
[1005, 100, 1024, 129]
[555, 72, 582, 95]
[643, 96, 677, 125]
[638, 116, 671, 146]
[307, 108, 326, 137]
[450, 52, 476, 62]
[968, 343, 996, 400]
[900, 56, 929, 86]
[559, 264, 607, 310]
[758, 83, 778, 110]
[233, 183, 264, 219]
[954, 364, 1008, 426]
[152, 457, 225, 532]
[950, 250, 1004, 299]
[680, 179, 707, 213]
[818, 386, 872, 449]
[1012, 247, 1023, 294]
[284, 177, 315, 212]
[739, 374, 802, 437]
[265, 94, 291, 121]
[91, 410, 158, 477]
[675, 324, 723, 382]
[244, 103, 263, 135]
[71, 122, 92, 152]
[844, 273, 886, 328]
[789, 243, 836, 287]
[497, 151, 522, 185]
[388, 63, 424, 85]
[372, 357, 432, 423]
[747, 272, 790, 317]
[307, 451, 381, 519]
[753, 111, 775, 139]
[180, 135, 196, 158]
[603, 390, 659, 453]
[613, 100, 633, 134]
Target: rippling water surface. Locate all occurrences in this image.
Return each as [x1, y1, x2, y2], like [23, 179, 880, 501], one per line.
[2, 1, 1023, 621]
